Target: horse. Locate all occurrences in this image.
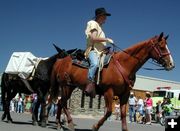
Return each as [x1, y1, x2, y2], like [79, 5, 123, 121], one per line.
[49, 32, 174, 131]
[0, 45, 76, 127]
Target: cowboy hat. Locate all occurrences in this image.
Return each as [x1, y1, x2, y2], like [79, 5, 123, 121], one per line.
[146, 91, 150, 94]
[95, 7, 111, 17]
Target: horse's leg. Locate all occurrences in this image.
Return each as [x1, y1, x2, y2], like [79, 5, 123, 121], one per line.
[120, 104, 128, 131]
[32, 99, 40, 126]
[63, 102, 74, 131]
[44, 101, 53, 125]
[1, 73, 7, 121]
[5, 90, 16, 123]
[1, 89, 8, 121]
[36, 88, 48, 127]
[40, 103, 47, 127]
[40, 95, 48, 127]
[56, 86, 75, 131]
[1, 109, 7, 121]
[6, 101, 13, 123]
[56, 101, 63, 130]
[92, 88, 114, 131]
[119, 92, 130, 131]
[1, 98, 8, 121]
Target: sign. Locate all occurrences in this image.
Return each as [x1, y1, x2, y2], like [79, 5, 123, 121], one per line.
[165, 116, 180, 131]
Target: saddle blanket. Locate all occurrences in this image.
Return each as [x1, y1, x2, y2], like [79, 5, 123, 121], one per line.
[5, 52, 42, 79]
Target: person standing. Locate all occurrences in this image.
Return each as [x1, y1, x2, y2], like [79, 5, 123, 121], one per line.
[128, 92, 137, 123]
[17, 95, 23, 113]
[155, 100, 162, 123]
[25, 96, 32, 112]
[10, 98, 15, 112]
[136, 96, 144, 123]
[84, 7, 114, 98]
[145, 92, 153, 125]
[162, 98, 173, 116]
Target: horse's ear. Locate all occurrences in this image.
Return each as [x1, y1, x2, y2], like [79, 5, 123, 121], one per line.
[158, 32, 164, 41]
[164, 35, 169, 40]
[53, 44, 63, 53]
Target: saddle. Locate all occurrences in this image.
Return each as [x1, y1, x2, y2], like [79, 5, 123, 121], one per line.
[71, 49, 112, 68]
[71, 48, 113, 84]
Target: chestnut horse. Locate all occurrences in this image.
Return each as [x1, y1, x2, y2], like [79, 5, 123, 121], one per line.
[50, 33, 174, 131]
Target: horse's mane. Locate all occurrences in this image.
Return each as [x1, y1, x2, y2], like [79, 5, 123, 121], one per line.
[115, 36, 157, 59]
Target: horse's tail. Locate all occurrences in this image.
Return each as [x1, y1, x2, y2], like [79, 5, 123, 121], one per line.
[1, 72, 7, 111]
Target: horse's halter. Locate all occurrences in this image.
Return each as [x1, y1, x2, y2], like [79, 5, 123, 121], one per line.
[149, 38, 171, 66]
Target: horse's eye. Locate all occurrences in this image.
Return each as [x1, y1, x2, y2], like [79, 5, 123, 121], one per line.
[159, 42, 165, 48]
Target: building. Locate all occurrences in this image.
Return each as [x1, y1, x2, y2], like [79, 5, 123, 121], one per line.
[68, 75, 180, 115]
[133, 75, 180, 100]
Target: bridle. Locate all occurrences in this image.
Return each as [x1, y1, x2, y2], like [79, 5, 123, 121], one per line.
[112, 37, 171, 70]
[150, 39, 171, 63]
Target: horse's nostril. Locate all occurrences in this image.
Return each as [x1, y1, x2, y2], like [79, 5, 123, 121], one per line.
[169, 62, 175, 68]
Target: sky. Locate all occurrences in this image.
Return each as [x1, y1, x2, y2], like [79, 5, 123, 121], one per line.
[0, 0, 180, 82]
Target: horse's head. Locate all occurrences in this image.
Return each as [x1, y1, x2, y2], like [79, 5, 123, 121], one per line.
[149, 32, 174, 71]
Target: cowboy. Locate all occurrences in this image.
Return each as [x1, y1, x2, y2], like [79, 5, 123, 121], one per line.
[84, 7, 114, 97]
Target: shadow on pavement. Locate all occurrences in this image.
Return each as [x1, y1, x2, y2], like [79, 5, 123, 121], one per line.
[8, 121, 32, 125]
[75, 129, 92, 131]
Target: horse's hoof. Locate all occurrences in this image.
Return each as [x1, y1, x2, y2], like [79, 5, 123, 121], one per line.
[7, 120, 13, 123]
[92, 124, 98, 131]
[67, 122, 75, 131]
[41, 121, 47, 127]
[32, 121, 38, 126]
[57, 126, 64, 131]
[1, 114, 6, 121]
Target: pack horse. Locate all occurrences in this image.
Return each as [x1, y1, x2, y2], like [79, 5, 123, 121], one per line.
[1, 45, 75, 127]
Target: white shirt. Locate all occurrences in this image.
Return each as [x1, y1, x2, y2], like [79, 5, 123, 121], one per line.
[137, 99, 144, 111]
[85, 20, 107, 54]
[129, 96, 137, 106]
[18, 98, 22, 106]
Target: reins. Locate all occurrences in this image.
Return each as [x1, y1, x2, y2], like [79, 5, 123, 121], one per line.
[111, 43, 166, 71]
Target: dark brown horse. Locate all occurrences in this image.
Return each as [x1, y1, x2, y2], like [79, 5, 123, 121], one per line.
[0, 45, 76, 127]
[50, 33, 174, 131]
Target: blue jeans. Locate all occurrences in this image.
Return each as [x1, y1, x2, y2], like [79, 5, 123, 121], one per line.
[88, 50, 100, 82]
[49, 104, 56, 116]
[129, 105, 135, 122]
[18, 104, 22, 113]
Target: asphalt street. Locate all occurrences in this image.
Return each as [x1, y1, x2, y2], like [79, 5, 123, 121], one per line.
[0, 111, 165, 131]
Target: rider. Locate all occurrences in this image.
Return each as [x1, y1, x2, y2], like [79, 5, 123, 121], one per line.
[84, 7, 114, 97]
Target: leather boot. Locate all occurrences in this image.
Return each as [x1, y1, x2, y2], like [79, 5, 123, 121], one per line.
[84, 81, 96, 98]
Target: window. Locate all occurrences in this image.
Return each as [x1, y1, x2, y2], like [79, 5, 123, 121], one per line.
[167, 92, 174, 98]
[153, 91, 166, 97]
